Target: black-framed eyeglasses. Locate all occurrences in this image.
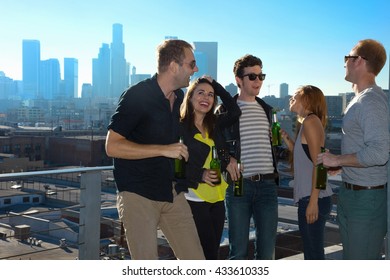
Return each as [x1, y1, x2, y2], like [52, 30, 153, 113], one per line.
[344, 55, 367, 63]
[242, 73, 266, 81]
[182, 60, 196, 69]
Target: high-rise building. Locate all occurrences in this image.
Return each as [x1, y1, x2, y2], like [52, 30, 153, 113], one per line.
[39, 59, 61, 99]
[64, 58, 78, 98]
[22, 40, 41, 99]
[0, 71, 17, 100]
[192, 42, 218, 80]
[325, 95, 344, 118]
[110, 23, 127, 98]
[280, 83, 289, 98]
[92, 43, 110, 98]
[81, 83, 93, 99]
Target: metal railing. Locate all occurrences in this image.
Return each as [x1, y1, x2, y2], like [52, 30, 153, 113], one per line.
[1, 165, 389, 260]
[0, 166, 114, 260]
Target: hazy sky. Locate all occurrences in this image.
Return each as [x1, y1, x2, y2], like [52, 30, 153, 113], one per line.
[1, 0, 389, 97]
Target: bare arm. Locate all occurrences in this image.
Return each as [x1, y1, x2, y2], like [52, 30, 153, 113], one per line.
[105, 129, 189, 161]
[302, 116, 324, 224]
[280, 128, 294, 152]
[319, 152, 362, 168]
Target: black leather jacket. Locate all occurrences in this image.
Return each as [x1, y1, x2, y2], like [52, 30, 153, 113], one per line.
[216, 95, 279, 183]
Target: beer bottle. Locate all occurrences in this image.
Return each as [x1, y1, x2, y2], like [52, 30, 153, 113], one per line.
[234, 161, 243, 196]
[174, 137, 186, 179]
[271, 110, 282, 146]
[315, 147, 327, 190]
[210, 146, 221, 185]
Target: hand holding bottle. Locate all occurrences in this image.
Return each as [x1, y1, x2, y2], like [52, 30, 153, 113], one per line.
[226, 156, 240, 181]
[202, 169, 221, 186]
[174, 137, 186, 179]
[209, 146, 221, 185]
[271, 110, 282, 146]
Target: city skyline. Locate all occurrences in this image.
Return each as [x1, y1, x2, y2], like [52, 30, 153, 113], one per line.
[1, 0, 389, 98]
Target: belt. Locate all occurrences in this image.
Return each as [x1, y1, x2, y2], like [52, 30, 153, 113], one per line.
[245, 173, 277, 182]
[344, 182, 385, 191]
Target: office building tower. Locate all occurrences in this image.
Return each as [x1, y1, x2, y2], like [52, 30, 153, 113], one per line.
[92, 43, 110, 98]
[280, 83, 289, 98]
[39, 59, 61, 99]
[81, 83, 93, 99]
[64, 58, 78, 98]
[110, 23, 127, 98]
[193, 42, 218, 80]
[0, 72, 16, 100]
[22, 40, 41, 99]
[325, 95, 344, 118]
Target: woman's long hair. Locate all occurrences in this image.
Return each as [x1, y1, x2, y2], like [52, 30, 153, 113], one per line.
[290, 85, 327, 169]
[180, 78, 218, 138]
[296, 85, 327, 128]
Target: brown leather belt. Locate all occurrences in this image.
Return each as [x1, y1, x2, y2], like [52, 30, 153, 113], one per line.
[246, 173, 277, 182]
[344, 182, 385, 191]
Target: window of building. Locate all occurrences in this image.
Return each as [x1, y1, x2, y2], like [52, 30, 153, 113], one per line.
[2, 145, 11, 153]
[13, 144, 20, 153]
[23, 197, 30, 203]
[4, 198, 11, 205]
[24, 144, 32, 154]
[32, 197, 39, 203]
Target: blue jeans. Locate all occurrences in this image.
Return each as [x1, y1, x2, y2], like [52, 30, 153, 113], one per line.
[337, 185, 387, 259]
[298, 196, 331, 260]
[225, 178, 278, 259]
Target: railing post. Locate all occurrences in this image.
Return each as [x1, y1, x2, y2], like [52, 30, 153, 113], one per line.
[387, 158, 390, 259]
[78, 171, 101, 260]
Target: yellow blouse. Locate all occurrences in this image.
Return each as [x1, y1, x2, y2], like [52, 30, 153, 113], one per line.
[188, 132, 228, 203]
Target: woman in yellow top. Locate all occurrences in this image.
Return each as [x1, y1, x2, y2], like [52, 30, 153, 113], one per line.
[178, 76, 241, 259]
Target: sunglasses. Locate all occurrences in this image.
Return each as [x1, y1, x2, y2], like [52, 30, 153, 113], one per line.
[242, 73, 266, 81]
[344, 55, 367, 63]
[182, 60, 196, 69]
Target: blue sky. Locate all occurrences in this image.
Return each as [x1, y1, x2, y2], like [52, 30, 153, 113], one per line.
[1, 0, 389, 97]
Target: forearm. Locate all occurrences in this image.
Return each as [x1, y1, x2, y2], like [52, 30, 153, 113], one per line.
[281, 132, 294, 151]
[106, 129, 173, 160]
[335, 153, 363, 167]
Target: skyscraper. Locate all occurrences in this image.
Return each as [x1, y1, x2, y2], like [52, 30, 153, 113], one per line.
[92, 43, 110, 98]
[39, 59, 60, 99]
[193, 42, 218, 80]
[110, 23, 127, 98]
[280, 83, 289, 98]
[22, 40, 40, 99]
[64, 58, 78, 98]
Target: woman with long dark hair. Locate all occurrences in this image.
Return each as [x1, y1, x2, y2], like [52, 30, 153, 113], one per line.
[178, 76, 240, 259]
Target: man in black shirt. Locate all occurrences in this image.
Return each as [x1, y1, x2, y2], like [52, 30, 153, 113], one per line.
[106, 39, 205, 260]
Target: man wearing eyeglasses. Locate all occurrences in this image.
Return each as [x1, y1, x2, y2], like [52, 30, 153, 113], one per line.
[318, 39, 389, 260]
[218, 54, 279, 259]
[106, 39, 205, 260]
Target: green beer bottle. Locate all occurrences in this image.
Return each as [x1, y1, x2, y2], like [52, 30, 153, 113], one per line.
[271, 110, 282, 146]
[210, 146, 221, 185]
[174, 137, 186, 179]
[234, 161, 243, 196]
[315, 147, 327, 190]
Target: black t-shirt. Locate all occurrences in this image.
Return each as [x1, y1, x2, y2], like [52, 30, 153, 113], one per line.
[107, 74, 184, 202]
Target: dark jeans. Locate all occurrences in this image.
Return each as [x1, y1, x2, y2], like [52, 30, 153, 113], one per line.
[225, 178, 278, 259]
[188, 200, 225, 260]
[297, 196, 331, 260]
[337, 185, 387, 259]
